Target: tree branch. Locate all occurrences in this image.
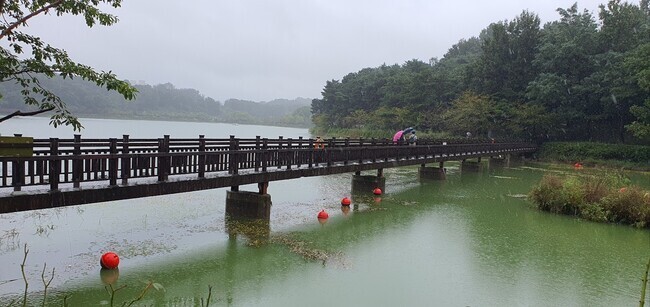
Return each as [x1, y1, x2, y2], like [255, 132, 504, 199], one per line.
[0, 0, 64, 40]
[0, 106, 55, 123]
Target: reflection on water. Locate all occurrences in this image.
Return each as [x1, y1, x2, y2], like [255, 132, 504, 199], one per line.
[0, 119, 649, 306]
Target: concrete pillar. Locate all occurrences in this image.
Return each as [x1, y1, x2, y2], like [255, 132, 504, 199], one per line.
[488, 156, 507, 168]
[507, 154, 524, 166]
[461, 160, 483, 172]
[419, 166, 446, 180]
[226, 190, 272, 219]
[352, 173, 386, 194]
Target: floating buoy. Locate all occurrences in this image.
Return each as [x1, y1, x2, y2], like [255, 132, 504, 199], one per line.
[317, 209, 329, 219]
[619, 187, 627, 193]
[100, 252, 120, 270]
[373, 188, 382, 195]
[574, 162, 583, 169]
[341, 197, 351, 206]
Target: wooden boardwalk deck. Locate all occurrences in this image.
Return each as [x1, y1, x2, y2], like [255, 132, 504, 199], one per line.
[0, 136, 537, 213]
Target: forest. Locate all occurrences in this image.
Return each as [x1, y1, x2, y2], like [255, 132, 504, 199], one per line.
[0, 78, 312, 128]
[311, 1, 650, 144]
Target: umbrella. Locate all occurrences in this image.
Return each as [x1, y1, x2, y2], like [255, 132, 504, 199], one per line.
[403, 127, 414, 135]
[392, 130, 404, 143]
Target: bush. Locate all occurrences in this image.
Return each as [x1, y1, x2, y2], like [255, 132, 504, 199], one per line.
[529, 171, 650, 228]
[600, 186, 650, 227]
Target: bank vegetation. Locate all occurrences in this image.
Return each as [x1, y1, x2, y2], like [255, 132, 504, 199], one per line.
[529, 171, 650, 228]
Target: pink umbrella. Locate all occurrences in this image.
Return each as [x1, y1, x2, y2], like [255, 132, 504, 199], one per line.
[392, 130, 404, 143]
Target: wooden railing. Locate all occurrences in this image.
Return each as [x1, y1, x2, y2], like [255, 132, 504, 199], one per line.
[0, 135, 537, 193]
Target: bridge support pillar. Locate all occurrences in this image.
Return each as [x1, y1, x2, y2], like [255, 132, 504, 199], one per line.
[461, 160, 483, 172]
[352, 170, 385, 194]
[419, 162, 446, 180]
[488, 156, 508, 168]
[226, 187, 272, 220]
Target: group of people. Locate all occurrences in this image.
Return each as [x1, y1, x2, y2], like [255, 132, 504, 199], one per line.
[393, 127, 417, 145]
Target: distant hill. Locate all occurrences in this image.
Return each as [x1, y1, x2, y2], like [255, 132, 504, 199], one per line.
[0, 76, 312, 128]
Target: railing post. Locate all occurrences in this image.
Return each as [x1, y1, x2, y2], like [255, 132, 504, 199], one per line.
[158, 136, 170, 181]
[308, 138, 314, 168]
[198, 135, 206, 178]
[121, 135, 130, 185]
[229, 135, 239, 175]
[371, 138, 377, 163]
[49, 138, 59, 191]
[358, 138, 364, 165]
[109, 138, 118, 186]
[254, 136, 261, 172]
[72, 134, 81, 188]
[12, 158, 24, 192]
[327, 137, 334, 167]
[286, 138, 292, 170]
[277, 136, 283, 169]
[262, 138, 268, 172]
[297, 136, 303, 168]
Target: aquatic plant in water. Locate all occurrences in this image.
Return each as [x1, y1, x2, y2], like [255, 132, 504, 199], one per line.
[528, 171, 650, 228]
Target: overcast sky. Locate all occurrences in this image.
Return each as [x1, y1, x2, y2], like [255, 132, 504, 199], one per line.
[27, 0, 631, 102]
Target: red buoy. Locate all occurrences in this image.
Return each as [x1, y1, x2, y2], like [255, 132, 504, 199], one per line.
[373, 188, 382, 195]
[341, 197, 351, 206]
[100, 252, 120, 270]
[619, 187, 627, 193]
[317, 210, 329, 219]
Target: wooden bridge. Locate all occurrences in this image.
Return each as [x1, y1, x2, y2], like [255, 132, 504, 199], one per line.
[0, 135, 537, 215]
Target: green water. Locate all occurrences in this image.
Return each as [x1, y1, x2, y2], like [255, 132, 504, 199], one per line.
[2, 162, 646, 306]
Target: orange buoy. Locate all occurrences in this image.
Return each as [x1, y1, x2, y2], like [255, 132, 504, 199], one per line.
[341, 197, 351, 206]
[619, 187, 627, 193]
[100, 252, 120, 270]
[317, 209, 329, 219]
[373, 188, 382, 195]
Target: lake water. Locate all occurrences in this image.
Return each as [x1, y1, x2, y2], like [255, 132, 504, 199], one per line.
[0, 118, 648, 306]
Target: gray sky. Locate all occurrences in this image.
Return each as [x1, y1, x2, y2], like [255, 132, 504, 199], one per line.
[28, 0, 624, 102]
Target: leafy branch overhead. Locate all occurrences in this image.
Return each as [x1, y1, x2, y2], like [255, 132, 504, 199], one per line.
[0, 0, 137, 131]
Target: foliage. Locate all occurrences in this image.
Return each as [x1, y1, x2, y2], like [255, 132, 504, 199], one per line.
[311, 1, 650, 144]
[0, 0, 137, 131]
[625, 43, 650, 139]
[528, 172, 650, 227]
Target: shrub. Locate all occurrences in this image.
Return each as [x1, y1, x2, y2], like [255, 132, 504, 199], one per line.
[599, 186, 650, 227]
[529, 171, 650, 228]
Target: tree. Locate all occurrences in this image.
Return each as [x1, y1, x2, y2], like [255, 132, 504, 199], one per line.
[526, 3, 600, 140]
[624, 43, 650, 139]
[0, 0, 137, 131]
[466, 11, 541, 102]
[443, 91, 503, 138]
